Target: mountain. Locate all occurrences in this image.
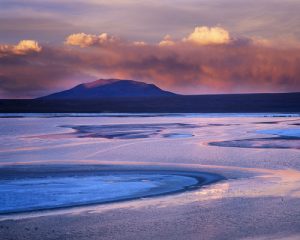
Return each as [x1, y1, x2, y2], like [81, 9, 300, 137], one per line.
[39, 79, 176, 99]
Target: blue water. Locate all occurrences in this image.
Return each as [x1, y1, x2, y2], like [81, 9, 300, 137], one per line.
[0, 173, 198, 214]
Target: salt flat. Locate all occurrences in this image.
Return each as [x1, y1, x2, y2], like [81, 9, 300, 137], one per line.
[0, 113, 299, 240]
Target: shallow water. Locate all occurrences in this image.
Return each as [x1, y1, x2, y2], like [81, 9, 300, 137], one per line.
[0, 173, 204, 214]
[0, 113, 300, 240]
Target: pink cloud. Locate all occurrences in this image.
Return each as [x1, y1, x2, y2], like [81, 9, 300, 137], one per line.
[0, 40, 42, 57]
[183, 26, 230, 45]
[0, 27, 300, 98]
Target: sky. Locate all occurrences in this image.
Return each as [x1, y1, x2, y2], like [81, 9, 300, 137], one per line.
[0, 0, 300, 98]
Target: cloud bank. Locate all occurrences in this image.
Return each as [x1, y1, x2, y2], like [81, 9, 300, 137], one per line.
[0, 26, 300, 98]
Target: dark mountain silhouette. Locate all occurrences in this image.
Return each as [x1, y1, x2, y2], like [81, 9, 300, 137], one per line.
[39, 79, 176, 99]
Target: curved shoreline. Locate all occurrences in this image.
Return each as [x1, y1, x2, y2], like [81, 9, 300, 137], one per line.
[0, 165, 225, 215]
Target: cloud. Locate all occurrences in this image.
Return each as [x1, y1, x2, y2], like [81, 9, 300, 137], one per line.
[13, 40, 42, 54]
[0, 27, 300, 98]
[66, 26, 232, 48]
[183, 26, 230, 45]
[0, 48, 93, 98]
[158, 27, 230, 47]
[65, 33, 117, 47]
[159, 35, 175, 47]
[0, 40, 42, 56]
[133, 41, 147, 46]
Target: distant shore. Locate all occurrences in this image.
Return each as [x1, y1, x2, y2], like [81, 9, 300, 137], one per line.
[1, 92, 299, 113]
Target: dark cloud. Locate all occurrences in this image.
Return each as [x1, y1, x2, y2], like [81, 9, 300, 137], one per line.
[0, 46, 93, 98]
